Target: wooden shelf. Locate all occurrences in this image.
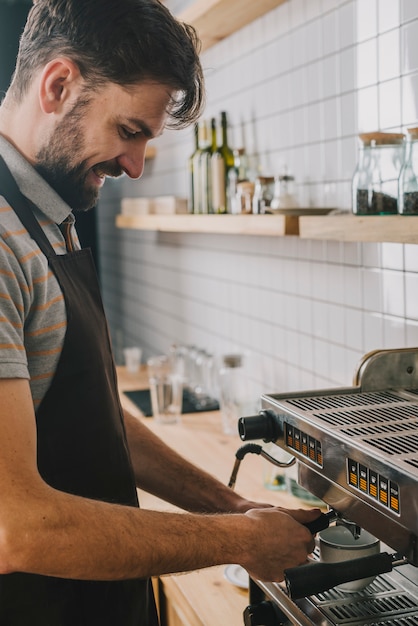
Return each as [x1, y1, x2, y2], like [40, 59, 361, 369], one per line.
[178, 0, 287, 51]
[299, 214, 418, 244]
[116, 212, 418, 243]
[144, 145, 157, 160]
[116, 213, 299, 237]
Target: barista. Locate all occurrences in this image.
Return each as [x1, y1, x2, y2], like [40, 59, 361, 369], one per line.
[0, 1, 319, 624]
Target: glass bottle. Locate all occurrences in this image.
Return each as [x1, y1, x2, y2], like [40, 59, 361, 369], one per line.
[233, 148, 250, 182]
[352, 132, 405, 215]
[193, 119, 212, 214]
[227, 148, 250, 214]
[188, 123, 200, 213]
[211, 111, 234, 214]
[236, 181, 255, 214]
[252, 176, 275, 214]
[399, 127, 418, 215]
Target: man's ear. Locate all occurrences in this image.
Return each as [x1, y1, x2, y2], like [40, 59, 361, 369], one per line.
[39, 58, 81, 114]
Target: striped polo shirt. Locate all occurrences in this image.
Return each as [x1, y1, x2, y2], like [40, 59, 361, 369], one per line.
[0, 135, 80, 410]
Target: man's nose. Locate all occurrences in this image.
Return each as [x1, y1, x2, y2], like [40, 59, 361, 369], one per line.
[118, 143, 147, 179]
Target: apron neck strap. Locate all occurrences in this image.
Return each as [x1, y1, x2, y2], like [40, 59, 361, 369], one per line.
[0, 156, 57, 259]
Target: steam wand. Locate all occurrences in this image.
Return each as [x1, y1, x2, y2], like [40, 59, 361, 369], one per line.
[228, 443, 296, 489]
[228, 443, 339, 536]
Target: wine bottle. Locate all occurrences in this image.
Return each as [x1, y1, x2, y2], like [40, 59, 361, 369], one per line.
[211, 111, 234, 213]
[209, 118, 217, 214]
[194, 119, 212, 214]
[188, 123, 200, 213]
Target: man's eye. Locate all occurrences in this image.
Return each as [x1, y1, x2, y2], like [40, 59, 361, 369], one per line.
[121, 127, 141, 140]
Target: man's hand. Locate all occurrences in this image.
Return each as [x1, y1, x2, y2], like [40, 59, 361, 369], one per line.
[238, 507, 320, 582]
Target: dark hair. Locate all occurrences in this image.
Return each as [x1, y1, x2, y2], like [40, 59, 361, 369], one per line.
[9, 0, 205, 128]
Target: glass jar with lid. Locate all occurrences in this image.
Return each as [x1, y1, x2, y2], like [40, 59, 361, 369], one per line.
[218, 353, 257, 436]
[399, 127, 418, 215]
[236, 181, 255, 214]
[352, 132, 405, 215]
[252, 176, 275, 214]
[270, 172, 298, 211]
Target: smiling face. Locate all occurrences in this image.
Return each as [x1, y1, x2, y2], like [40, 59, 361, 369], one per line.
[34, 81, 173, 211]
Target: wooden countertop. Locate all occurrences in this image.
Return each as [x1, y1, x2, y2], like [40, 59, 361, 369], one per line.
[117, 366, 311, 626]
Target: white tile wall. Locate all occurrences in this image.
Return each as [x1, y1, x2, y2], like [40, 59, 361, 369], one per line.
[96, 0, 418, 404]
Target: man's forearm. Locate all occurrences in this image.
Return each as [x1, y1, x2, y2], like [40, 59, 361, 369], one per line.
[1, 479, 317, 584]
[124, 409, 256, 514]
[1, 483, 247, 580]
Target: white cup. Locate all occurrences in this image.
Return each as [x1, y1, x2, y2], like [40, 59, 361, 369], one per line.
[319, 525, 380, 592]
[147, 355, 182, 424]
[123, 347, 142, 374]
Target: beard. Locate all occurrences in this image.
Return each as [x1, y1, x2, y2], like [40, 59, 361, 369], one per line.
[34, 99, 123, 212]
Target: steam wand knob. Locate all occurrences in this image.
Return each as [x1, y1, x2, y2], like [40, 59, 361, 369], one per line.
[238, 410, 282, 442]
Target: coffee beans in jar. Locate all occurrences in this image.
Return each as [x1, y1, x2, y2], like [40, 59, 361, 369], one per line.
[352, 132, 405, 215]
[399, 127, 418, 215]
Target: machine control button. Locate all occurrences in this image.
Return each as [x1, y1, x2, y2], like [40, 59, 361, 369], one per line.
[346, 459, 400, 515]
[369, 469, 378, 499]
[348, 458, 359, 487]
[284, 422, 323, 468]
[379, 476, 389, 506]
[390, 481, 400, 513]
[359, 464, 368, 492]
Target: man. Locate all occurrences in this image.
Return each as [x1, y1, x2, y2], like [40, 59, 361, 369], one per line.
[0, 1, 319, 624]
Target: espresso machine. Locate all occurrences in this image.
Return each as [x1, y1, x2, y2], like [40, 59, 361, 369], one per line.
[236, 347, 418, 625]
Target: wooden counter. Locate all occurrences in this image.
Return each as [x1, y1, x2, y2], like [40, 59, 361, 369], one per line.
[117, 366, 311, 626]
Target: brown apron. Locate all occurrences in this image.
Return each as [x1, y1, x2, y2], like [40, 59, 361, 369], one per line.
[0, 157, 159, 626]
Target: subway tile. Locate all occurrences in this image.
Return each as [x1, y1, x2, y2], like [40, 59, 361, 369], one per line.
[306, 60, 324, 104]
[338, 1, 357, 49]
[343, 265, 363, 308]
[305, 0, 323, 22]
[289, 0, 306, 30]
[405, 272, 418, 319]
[340, 135, 357, 180]
[324, 139, 341, 180]
[329, 343, 351, 384]
[379, 0, 401, 32]
[327, 303, 345, 343]
[382, 270, 405, 317]
[323, 97, 340, 139]
[363, 268, 384, 312]
[327, 263, 345, 304]
[322, 54, 339, 99]
[339, 47, 357, 94]
[406, 319, 418, 345]
[357, 85, 379, 131]
[383, 315, 406, 347]
[402, 71, 418, 128]
[402, 20, 418, 74]
[405, 244, 418, 271]
[357, 39, 378, 89]
[379, 78, 402, 129]
[291, 23, 308, 69]
[322, 10, 338, 56]
[313, 337, 330, 380]
[381, 242, 404, 270]
[401, 0, 418, 22]
[362, 242, 383, 267]
[355, 0, 378, 43]
[344, 307, 364, 351]
[378, 29, 401, 82]
[363, 312, 384, 351]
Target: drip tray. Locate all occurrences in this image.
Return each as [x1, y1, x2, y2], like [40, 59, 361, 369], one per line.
[261, 566, 418, 626]
[294, 568, 418, 625]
